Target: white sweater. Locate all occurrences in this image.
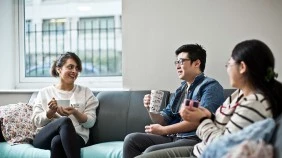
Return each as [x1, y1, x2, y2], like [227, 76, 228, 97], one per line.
[193, 89, 272, 157]
[32, 84, 99, 143]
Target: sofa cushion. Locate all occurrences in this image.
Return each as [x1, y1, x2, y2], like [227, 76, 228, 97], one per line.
[0, 103, 36, 145]
[0, 141, 123, 158]
[81, 141, 123, 158]
[89, 90, 170, 144]
[0, 143, 50, 158]
[223, 89, 236, 100]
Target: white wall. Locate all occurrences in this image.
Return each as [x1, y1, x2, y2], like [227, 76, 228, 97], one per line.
[0, 0, 16, 89]
[0, 92, 32, 105]
[123, 0, 282, 91]
[1, 0, 282, 92]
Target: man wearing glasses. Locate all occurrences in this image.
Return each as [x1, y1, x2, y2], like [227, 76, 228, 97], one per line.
[123, 44, 225, 158]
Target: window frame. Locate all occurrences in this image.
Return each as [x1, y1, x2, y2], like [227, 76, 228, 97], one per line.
[15, 0, 122, 90]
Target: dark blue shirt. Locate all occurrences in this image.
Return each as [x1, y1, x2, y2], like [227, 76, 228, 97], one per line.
[160, 73, 224, 138]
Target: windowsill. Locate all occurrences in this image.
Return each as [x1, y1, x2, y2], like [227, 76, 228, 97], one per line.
[0, 89, 38, 93]
[15, 76, 124, 90]
[0, 87, 130, 93]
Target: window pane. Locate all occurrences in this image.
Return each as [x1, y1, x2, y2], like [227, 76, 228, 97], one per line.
[24, 0, 122, 77]
[25, 20, 32, 33]
[42, 19, 66, 35]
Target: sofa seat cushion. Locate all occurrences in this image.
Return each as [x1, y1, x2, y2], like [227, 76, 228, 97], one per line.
[0, 141, 123, 158]
[81, 141, 123, 158]
[0, 142, 50, 158]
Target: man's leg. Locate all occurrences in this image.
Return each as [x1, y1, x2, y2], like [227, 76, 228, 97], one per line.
[136, 146, 196, 158]
[144, 136, 200, 153]
[123, 132, 172, 158]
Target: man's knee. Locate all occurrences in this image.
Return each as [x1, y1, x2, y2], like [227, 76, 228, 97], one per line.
[124, 133, 141, 146]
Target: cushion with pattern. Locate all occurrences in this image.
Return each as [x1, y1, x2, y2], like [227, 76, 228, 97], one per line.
[0, 103, 37, 145]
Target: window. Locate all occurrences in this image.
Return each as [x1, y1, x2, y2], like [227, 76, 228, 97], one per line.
[25, 20, 32, 34]
[42, 19, 66, 35]
[18, 0, 122, 89]
[78, 17, 121, 76]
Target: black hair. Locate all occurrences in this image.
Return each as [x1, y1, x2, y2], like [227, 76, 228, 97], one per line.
[175, 44, 206, 72]
[51, 52, 82, 77]
[232, 39, 282, 118]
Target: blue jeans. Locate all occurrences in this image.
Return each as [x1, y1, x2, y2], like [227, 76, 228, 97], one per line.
[33, 117, 85, 158]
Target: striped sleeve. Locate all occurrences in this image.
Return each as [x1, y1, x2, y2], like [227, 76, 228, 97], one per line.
[193, 92, 272, 157]
[196, 93, 272, 147]
[223, 95, 272, 135]
[196, 118, 223, 144]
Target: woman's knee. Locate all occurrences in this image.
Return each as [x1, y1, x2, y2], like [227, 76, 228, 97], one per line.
[144, 145, 158, 153]
[55, 117, 73, 129]
[144, 144, 176, 153]
[59, 117, 72, 125]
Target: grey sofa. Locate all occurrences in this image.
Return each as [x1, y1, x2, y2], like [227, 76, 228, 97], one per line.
[0, 90, 170, 158]
[0, 89, 281, 158]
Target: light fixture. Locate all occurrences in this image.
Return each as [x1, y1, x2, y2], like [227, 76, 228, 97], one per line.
[50, 19, 67, 23]
[77, 6, 92, 12]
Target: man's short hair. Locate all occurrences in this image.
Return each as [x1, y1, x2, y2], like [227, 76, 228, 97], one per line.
[175, 44, 206, 72]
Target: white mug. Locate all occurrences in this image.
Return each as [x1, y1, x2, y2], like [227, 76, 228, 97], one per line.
[149, 90, 164, 113]
[56, 100, 70, 107]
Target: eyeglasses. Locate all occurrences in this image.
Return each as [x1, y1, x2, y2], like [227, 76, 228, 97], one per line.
[174, 58, 190, 65]
[225, 62, 236, 68]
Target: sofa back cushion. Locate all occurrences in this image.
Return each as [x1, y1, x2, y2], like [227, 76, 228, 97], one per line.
[223, 89, 236, 100]
[0, 103, 37, 145]
[89, 90, 170, 144]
